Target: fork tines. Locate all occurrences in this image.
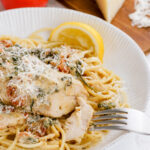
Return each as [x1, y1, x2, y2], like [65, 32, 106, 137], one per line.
[90, 108, 128, 131]
[94, 108, 128, 115]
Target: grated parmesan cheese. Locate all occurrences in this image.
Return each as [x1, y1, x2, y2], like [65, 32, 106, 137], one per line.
[0, 41, 89, 116]
[129, 0, 150, 28]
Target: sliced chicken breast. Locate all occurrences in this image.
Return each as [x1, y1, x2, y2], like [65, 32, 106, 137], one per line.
[0, 46, 89, 119]
[0, 55, 88, 118]
[64, 97, 93, 142]
[33, 90, 77, 118]
[32, 74, 88, 118]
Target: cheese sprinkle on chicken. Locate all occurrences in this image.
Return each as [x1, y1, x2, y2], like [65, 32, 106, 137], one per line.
[0, 40, 93, 142]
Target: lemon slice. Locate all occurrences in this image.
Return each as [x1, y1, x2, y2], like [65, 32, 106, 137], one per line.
[49, 22, 104, 62]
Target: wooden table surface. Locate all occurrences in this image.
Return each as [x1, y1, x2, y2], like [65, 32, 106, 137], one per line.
[58, 0, 150, 53]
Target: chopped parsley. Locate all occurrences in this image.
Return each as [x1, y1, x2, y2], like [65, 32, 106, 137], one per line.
[43, 118, 54, 128]
[25, 137, 38, 144]
[61, 76, 72, 89]
[30, 49, 41, 59]
[37, 88, 45, 98]
[75, 60, 97, 92]
[54, 87, 59, 93]
[12, 56, 19, 65]
[76, 68, 95, 91]
[6, 75, 13, 81]
[13, 66, 19, 75]
[14, 44, 22, 48]
[34, 75, 40, 80]
[76, 60, 82, 74]
[98, 102, 116, 110]
[9, 76, 13, 80]
[14, 66, 19, 70]
[30, 99, 35, 112]
[2, 58, 6, 63]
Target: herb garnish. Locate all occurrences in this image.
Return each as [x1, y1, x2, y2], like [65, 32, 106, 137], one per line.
[30, 99, 35, 112]
[12, 56, 19, 65]
[37, 88, 45, 98]
[2, 58, 6, 63]
[30, 49, 41, 59]
[76, 67, 95, 91]
[26, 137, 38, 144]
[61, 76, 72, 89]
[14, 44, 22, 48]
[43, 118, 54, 128]
[98, 102, 116, 110]
[54, 87, 59, 92]
[14, 66, 18, 70]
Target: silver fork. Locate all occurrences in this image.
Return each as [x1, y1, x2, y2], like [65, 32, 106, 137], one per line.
[90, 108, 150, 135]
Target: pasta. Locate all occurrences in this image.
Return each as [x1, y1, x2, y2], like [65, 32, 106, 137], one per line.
[0, 28, 128, 150]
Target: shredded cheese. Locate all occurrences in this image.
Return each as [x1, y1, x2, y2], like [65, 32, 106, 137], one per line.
[129, 0, 150, 28]
[0, 41, 89, 112]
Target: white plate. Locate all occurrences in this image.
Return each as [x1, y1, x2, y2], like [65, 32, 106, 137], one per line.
[0, 7, 150, 150]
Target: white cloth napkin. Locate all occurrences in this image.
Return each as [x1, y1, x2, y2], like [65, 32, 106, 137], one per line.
[104, 54, 150, 150]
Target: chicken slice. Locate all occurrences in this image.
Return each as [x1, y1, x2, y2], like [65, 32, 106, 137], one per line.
[0, 53, 88, 118]
[29, 56, 88, 118]
[64, 97, 93, 142]
[0, 112, 25, 130]
[33, 90, 77, 118]
[33, 76, 88, 118]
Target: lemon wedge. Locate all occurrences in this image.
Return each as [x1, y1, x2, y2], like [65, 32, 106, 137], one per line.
[49, 22, 104, 62]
